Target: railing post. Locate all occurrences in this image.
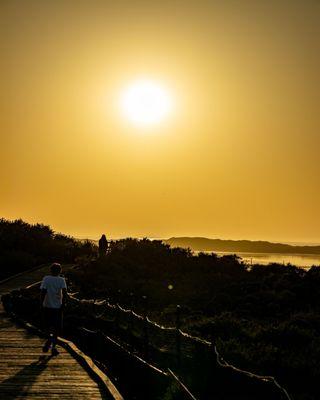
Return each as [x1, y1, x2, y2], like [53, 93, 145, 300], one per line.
[176, 304, 181, 368]
[128, 292, 134, 349]
[115, 289, 121, 338]
[91, 298, 96, 318]
[142, 295, 149, 361]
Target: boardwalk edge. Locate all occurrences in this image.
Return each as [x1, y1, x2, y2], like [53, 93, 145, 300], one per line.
[58, 336, 124, 400]
[5, 312, 124, 400]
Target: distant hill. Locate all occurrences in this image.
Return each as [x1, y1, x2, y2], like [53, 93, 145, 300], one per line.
[164, 237, 320, 255]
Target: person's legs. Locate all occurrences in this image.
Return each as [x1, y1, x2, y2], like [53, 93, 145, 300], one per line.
[42, 308, 62, 355]
[50, 308, 62, 356]
[43, 331, 54, 352]
[42, 308, 53, 352]
[42, 339, 51, 352]
[50, 332, 59, 355]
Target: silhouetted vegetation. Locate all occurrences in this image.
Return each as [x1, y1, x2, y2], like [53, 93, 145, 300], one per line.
[2, 221, 320, 399]
[0, 218, 96, 280]
[67, 238, 320, 400]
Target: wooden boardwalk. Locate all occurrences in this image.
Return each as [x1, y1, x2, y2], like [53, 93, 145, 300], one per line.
[0, 265, 122, 400]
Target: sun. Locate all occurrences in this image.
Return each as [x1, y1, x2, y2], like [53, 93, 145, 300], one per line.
[120, 79, 173, 126]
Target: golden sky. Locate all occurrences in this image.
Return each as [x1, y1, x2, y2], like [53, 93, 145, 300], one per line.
[1, 0, 319, 242]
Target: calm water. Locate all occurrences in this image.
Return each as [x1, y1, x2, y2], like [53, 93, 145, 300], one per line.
[199, 251, 320, 269]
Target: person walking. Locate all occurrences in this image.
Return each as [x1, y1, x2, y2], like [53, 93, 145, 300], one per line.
[40, 263, 67, 356]
[98, 234, 108, 257]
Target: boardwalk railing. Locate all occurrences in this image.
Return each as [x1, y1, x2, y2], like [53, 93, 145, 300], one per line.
[3, 288, 292, 400]
[68, 293, 292, 400]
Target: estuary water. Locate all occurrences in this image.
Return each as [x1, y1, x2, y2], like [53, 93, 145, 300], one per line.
[200, 251, 320, 269]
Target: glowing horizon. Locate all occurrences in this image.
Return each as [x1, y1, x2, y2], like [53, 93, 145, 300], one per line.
[1, 1, 320, 243]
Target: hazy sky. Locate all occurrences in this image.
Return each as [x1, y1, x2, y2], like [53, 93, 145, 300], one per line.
[1, 0, 319, 242]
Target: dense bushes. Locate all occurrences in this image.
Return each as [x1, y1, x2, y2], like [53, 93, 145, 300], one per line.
[2, 222, 320, 399]
[68, 238, 320, 400]
[0, 218, 96, 279]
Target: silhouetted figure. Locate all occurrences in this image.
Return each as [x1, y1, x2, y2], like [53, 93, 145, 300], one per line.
[40, 263, 67, 356]
[98, 234, 108, 257]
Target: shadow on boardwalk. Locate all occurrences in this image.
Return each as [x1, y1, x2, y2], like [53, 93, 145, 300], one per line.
[0, 355, 52, 399]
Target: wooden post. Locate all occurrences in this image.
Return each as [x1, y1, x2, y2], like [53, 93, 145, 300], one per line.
[176, 304, 181, 368]
[128, 292, 134, 349]
[91, 298, 96, 319]
[115, 289, 121, 338]
[142, 295, 149, 360]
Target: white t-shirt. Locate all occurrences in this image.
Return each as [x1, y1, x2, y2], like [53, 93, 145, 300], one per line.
[40, 275, 67, 309]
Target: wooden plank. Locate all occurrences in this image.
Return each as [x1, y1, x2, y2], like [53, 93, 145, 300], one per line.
[0, 388, 103, 393]
[0, 376, 90, 381]
[0, 383, 102, 388]
[11, 396, 105, 400]
[0, 266, 122, 400]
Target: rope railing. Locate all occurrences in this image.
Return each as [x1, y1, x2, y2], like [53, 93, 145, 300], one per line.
[213, 346, 292, 400]
[68, 293, 292, 400]
[77, 325, 198, 399]
[2, 288, 292, 400]
[168, 369, 198, 400]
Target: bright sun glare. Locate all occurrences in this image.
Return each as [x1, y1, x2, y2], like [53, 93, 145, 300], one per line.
[120, 79, 173, 126]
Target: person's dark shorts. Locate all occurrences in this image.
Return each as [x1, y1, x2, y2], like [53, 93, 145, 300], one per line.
[42, 307, 63, 332]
